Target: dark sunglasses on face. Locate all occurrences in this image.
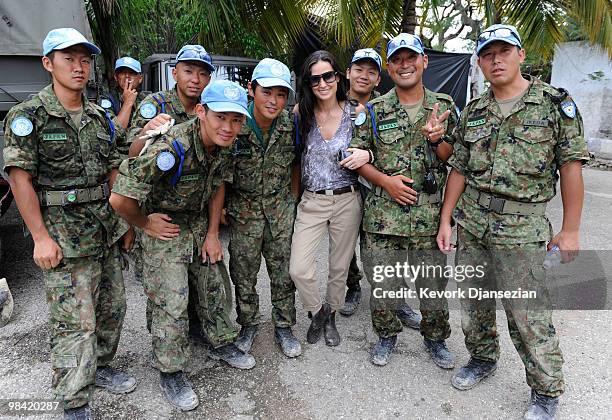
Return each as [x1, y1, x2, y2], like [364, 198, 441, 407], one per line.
[309, 71, 337, 87]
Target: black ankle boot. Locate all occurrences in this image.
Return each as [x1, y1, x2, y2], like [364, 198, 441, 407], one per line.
[324, 311, 340, 346]
[306, 303, 330, 344]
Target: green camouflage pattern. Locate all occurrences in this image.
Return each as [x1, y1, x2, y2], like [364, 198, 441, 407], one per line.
[127, 88, 193, 145]
[351, 87, 458, 237]
[227, 109, 297, 328]
[45, 244, 126, 409]
[361, 232, 450, 341]
[113, 117, 237, 369]
[99, 87, 147, 156]
[455, 226, 564, 396]
[2, 84, 128, 256]
[448, 76, 589, 244]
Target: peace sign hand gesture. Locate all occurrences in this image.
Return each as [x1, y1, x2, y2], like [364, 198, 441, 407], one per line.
[421, 102, 451, 143]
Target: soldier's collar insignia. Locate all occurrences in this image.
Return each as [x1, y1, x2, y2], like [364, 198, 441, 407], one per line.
[355, 111, 367, 126]
[140, 102, 157, 119]
[10, 116, 33, 137]
[560, 100, 576, 119]
[156, 151, 176, 171]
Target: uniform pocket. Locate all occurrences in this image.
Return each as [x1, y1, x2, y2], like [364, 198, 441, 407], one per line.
[464, 126, 492, 172]
[97, 132, 111, 157]
[512, 127, 554, 175]
[378, 129, 403, 145]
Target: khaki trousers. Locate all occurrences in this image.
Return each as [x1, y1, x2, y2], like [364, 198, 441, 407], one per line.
[289, 190, 362, 312]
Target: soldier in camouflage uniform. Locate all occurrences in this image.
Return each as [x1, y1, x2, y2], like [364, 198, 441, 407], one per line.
[351, 33, 457, 368]
[437, 25, 589, 420]
[2, 28, 136, 420]
[126, 44, 214, 336]
[228, 59, 301, 358]
[110, 80, 255, 411]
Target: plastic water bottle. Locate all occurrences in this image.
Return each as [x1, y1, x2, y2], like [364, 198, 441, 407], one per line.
[543, 245, 561, 269]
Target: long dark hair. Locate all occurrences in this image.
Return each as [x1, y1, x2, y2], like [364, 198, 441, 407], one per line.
[297, 50, 348, 139]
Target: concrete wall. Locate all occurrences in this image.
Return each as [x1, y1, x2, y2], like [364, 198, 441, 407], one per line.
[551, 41, 612, 157]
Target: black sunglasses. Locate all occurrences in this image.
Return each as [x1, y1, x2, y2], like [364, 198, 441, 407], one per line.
[309, 71, 337, 87]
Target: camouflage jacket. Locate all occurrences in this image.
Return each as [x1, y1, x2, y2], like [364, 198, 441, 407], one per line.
[99, 87, 147, 156]
[2, 84, 127, 257]
[227, 107, 296, 238]
[448, 76, 589, 244]
[351, 87, 458, 237]
[127, 88, 194, 146]
[113, 118, 233, 261]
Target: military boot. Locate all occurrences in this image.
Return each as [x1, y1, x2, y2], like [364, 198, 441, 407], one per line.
[306, 303, 330, 344]
[523, 390, 559, 420]
[235, 325, 258, 353]
[339, 288, 361, 316]
[274, 327, 302, 358]
[324, 311, 341, 346]
[371, 335, 397, 366]
[159, 371, 199, 411]
[451, 357, 497, 390]
[64, 404, 92, 420]
[396, 303, 421, 330]
[208, 343, 256, 370]
[95, 366, 137, 394]
[423, 338, 455, 369]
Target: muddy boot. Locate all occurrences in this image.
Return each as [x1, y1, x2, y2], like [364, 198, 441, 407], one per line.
[371, 335, 397, 366]
[64, 404, 92, 420]
[235, 325, 258, 353]
[339, 288, 361, 316]
[524, 390, 559, 420]
[424, 338, 455, 369]
[159, 371, 199, 411]
[208, 343, 256, 370]
[274, 327, 302, 357]
[306, 303, 330, 344]
[396, 303, 421, 330]
[324, 311, 340, 346]
[451, 357, 497, 390]
[95, 366, 137, 394]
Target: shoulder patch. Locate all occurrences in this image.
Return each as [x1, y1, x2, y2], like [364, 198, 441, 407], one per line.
[355, 111, 367, 126]
[100, 99, 112, 109]
[140, 102, 158, 119]
[10, 116, 34, 136]
[156, 151, 176, 171]
[560, 99, 576, 119]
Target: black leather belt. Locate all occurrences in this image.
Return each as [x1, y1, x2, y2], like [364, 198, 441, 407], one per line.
[311, 185, 357, 196]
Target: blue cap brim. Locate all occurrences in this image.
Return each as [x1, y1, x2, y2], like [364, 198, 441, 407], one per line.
[115, 64, 141, 73]
[48, 40, 101, 56]
[177, 58, 215, 72]
[476, 38, 521, 55]
[388, 45, 423, 59]
[253, 77, 294, 92]
[351, 57, 381, 72]
[207, 102, 251, 119]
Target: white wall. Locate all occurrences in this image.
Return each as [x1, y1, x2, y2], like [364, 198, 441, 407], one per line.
[551, 41, 612, 157]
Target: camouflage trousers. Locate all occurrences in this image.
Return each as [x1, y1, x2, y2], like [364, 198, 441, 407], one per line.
[43, 243, 126, 409]
[228, 216, 296, 328]
[142, 237, 237, 373]
[456, 226, 564, 397]
[361, 232, 451, 341]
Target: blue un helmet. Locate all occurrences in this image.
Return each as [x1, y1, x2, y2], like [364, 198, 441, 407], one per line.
[351, 48, 382, 72]
[201, 80, 250, 118]
[251, 58, 293, 92]
[476, 24, 522, 56]
[176, 44, 215, 72]
[386, 33, 425, 59]
[114, 56, 142, 73]
[43, 28, 100, 56]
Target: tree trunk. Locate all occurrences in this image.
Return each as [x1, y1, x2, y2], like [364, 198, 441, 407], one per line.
[400, 0, 417, 34]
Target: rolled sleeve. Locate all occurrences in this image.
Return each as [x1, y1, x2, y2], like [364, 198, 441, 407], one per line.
[554, 106, 589, 167]
[112, 173, 151, 201]
[446, 118, 469, 175]
[350, 114, 374, 150]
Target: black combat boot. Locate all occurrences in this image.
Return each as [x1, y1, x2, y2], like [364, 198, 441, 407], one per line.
[306, 303, 330, 344]
[235, 325, 258, 353]
[324, 311, 341, 346]
[208, 343, 256, 370]
[274, 327, 302, 357]
[523, 389, 559, 420]
[423, 338, 455, 369]
[371, 335, 398, 366]
[64, 404, 92, 420]
[95, 366, 137, 394]
[339, 288, 361, 316]
[396, 303, 421, 330]
[159, 371, 199, 411]
[451, 357, 497, 390]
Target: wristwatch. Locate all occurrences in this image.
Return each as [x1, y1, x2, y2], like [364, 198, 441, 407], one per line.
[430, 135, 448, 149]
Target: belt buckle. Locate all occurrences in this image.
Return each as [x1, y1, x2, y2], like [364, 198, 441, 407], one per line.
[489, 196, 505, 213]
[325, 190, 334, 196]
[63, 189, 78, 205]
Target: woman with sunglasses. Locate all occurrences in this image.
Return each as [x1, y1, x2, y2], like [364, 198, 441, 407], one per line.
[289, 50, 370, 347]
